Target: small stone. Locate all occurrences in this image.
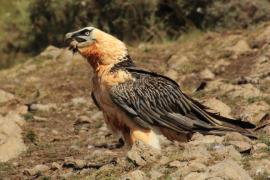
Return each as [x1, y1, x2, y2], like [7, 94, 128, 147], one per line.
[71, 97, 88, 106]
[23, 164, 50, 176]
[225, 141, 252, 153]
[224, 132, 251, 143]
[158, 156, 170, 165]
[208, 160, 252, 180]
[190, 133, 224, 146]
[183, 172, 209, 180]
[225, 39, 251, 55]
[79, 168, 92, 175]
[167, 55, 190, 71]
[51, 129, 58, 135]
[51, 162, 61, 170]
[40, 45, 62, 60]
[199, 69, 215, 80]
[60, 171, 74, 179]
[29, 103, 57, 112]
[241, 101, 269, 125]
[165, 69, 179, 80]
[203, 98, 232, 118]
[212, 145, 242, 161]
[169, 161, 187, 168]
[127, 141, 161, 166]
[90, 111, 103, 121]
[253, 152, 269, 159]
[150, 170, 164, 179]
[262, 126, 270, 135]
[64, 157, 86, 169]
[182, 144, 211, 163]
[78, 115, 92, 123]
[0, 89, 15, 103]
[249, 159, 270, 176]
[171, 161, 207, 178]
[252, 143, 268, 154]
[33, 116, 48, 122]
[121, 170, 147, 180]
[228, 84, 262, 99]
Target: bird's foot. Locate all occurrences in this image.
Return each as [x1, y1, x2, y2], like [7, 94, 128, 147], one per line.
[93, 138, 124, 149]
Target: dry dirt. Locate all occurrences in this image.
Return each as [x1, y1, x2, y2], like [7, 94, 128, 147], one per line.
[0, 23, 270, 179]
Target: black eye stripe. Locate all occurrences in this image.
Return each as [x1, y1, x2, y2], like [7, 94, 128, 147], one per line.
[79, 29, 93, 36]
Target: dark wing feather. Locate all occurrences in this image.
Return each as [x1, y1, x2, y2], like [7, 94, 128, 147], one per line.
[110, 67, 256, 138]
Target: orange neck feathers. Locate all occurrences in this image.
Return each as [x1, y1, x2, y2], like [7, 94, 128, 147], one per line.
[80, 29, 128, 72]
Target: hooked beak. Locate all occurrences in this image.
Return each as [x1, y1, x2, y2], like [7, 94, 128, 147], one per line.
[65, 32, 79, 54]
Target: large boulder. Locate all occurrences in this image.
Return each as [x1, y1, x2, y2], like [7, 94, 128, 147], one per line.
[0, 113, 27, 162]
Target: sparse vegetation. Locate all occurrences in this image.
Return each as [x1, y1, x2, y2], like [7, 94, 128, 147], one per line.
[25, 130, 37, 144]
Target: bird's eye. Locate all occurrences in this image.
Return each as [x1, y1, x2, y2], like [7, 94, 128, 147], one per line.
[85, 31, 90, 36]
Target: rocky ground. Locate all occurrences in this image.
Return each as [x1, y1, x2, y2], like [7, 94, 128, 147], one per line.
[0, 23, 270, 179]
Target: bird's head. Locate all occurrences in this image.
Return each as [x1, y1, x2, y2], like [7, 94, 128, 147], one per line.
[65, 27, 128, 68]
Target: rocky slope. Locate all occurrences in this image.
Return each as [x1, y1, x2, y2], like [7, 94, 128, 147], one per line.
[0, 23, 270, 179]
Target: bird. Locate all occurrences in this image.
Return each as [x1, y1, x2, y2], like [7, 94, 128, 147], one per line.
[65, 27, 256, 149]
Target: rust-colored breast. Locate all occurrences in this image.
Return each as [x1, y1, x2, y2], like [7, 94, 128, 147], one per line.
[92, 68, 136, 136]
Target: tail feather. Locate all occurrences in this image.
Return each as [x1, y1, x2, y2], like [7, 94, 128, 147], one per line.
[185, 94, 257, 139]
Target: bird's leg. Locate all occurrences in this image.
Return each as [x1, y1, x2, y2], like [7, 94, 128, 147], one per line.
[93, 138, 124, 149]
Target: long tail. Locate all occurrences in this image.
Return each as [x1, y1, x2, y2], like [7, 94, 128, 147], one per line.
[187, 95, 257, 139]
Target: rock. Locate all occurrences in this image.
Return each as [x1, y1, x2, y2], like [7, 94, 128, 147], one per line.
[29, 103, 57, 112]
[158, 156, 170, 165]
[204, 80, 235, 93]
[121, 170, 147, 180]
[228, 84, 262, 99]
[33, 116, 48, 122]
[241, 101, 269, 125]
[224, 132, 252, 143]
[20, 64, 37, 74]
[225, 141, 252, 153]
[262, 126, 270, 135]
[182, 144, 211, 163]
[90, 111, 103, 120]
[225, 39, 251, 55]
[51, 162, 61, 170]
[79, 168, 92, 175]
[127, 141, 161, 166]
[167, 55, 190, 71]
[169, 161, 187, 168]
[190, 133, 224, 145]
[212, 145, 242, 161]
[205, 81, 263, 99]
[252, 24, 270, 48]
[0, 113, 27, 162]
[251, 143, 268, 154]
[60, 171, 74, 179]
[199, 69, 215, 80]
[251, 152, 269, 159]
[23, 164, 50, 176]
[149, 170, 164, 179]
[0, 89, 14, 103]
[183, 172, 209, 180]
[40, 45, 62, 60]
[64, 157, 87, 169]
[71, 97, 88, 106]
[249, 159, 270, 176]
[164, 69, 179, 81]
[208, 160, 252, 180]
[78, 115, 92, 123]
[171, 161, 206, 178]
[0, 101, 28, 115]
[202, 98, 232, 118]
